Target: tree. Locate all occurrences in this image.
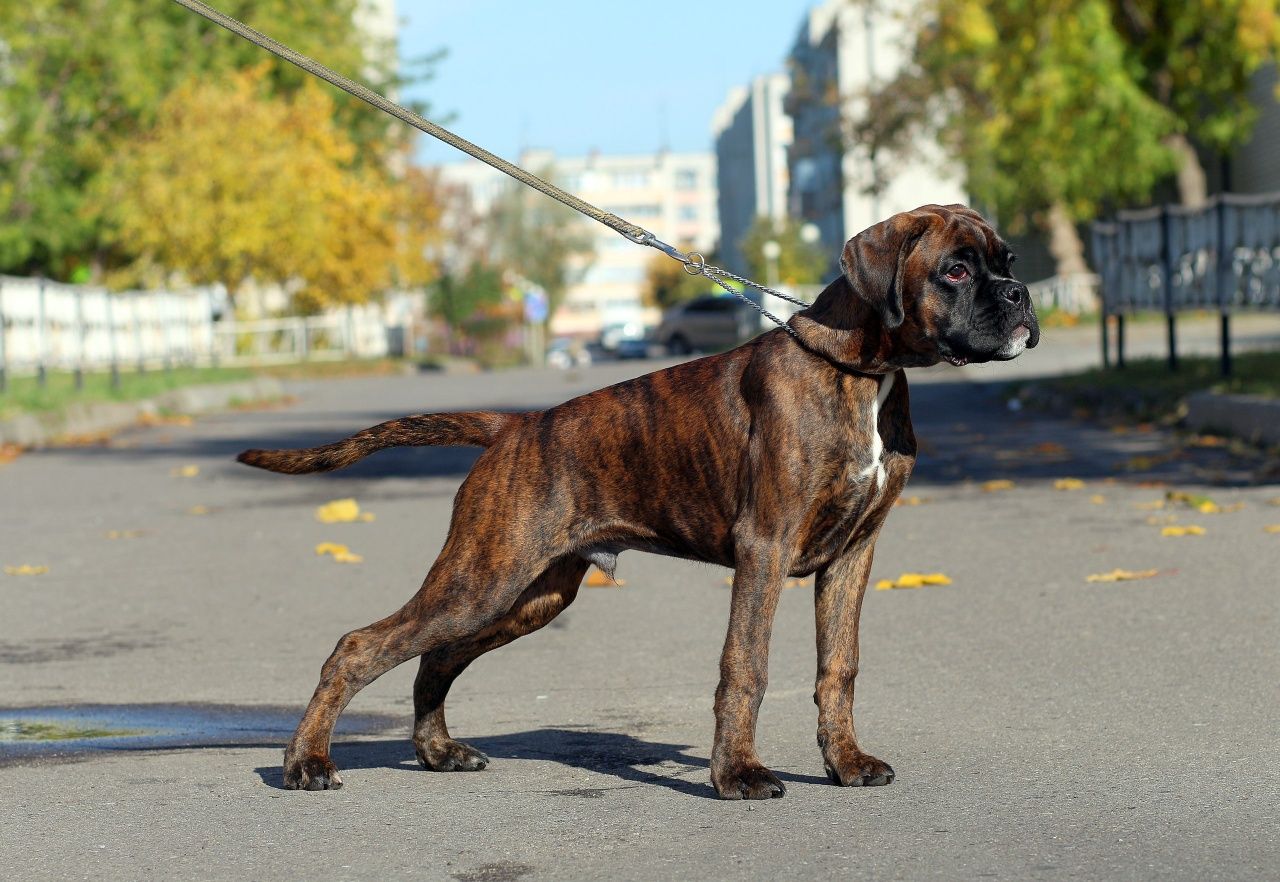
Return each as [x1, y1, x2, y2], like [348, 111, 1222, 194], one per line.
[428, 262, 508, 354]
[856, 0, 1179, 275]
[94, 67, 438, 309]
[857, 0, 1280, 276]
[0, 0, 427, 279]
[739, 217, 828, 286]
[485, 175, 595, 326]
[1108, 0, 1280, 206]
[294, 165, 445, 314]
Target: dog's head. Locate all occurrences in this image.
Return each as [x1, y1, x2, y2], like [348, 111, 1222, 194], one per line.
[791, 204, 1040, 370]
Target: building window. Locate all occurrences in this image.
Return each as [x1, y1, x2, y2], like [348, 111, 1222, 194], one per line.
[675, 169, 698, 190]
[611, 170, 650, 188]
[678, 205, 698, 221]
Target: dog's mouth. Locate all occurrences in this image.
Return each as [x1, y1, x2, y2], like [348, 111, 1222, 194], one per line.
[943, 353, 969, 367]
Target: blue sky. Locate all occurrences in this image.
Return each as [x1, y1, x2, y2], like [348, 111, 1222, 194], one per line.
[399, 1, 819, 165]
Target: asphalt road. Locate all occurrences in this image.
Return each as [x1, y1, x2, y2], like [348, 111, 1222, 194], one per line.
[2, 330, 1278, 881]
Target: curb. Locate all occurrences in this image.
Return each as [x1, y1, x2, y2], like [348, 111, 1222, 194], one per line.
[0, 377, 286, 448]
[1185, 390, 1280, 446]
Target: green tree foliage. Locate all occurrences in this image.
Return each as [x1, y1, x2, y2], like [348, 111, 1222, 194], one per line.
[428, 262, 506, 340]
[0, 0, 418, 279]
[740, 217, 827, 286]
[486, 175, 596, 326]
[858, 0, 1176, 235]
[857, 0, 1280, 270]
[1110, 0, 1280, 154]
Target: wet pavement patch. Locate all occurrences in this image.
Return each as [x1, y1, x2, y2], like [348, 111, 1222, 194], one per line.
[0, 703, 399, 767]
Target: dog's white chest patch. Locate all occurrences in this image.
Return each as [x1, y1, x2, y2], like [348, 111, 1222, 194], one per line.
[858, 371, 897, 490]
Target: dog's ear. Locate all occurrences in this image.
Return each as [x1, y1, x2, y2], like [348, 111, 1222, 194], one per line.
[839, 216, 928, 330]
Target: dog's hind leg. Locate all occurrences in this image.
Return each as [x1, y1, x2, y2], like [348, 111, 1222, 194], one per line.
[411, 554, 589, 772]
[281, 541, 562, 791]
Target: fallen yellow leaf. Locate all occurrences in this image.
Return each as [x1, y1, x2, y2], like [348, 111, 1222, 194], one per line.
[315, 542, 363, 563]
[315, 498, 374, 524]
[894, 496, 929, 507]
[4, 565, 49, 576]
[171, 464, 200, 478]
[1161, 525, 1205, 537]
[1134, 500, 1166, 510]
[981, 480, 1015, 492]
[1053, 478, 1086, 491]
[187, 505, 210, 516]
[1263, 525, 1280, 534]
[876, 572, 952, 590]
[105, 530, 143, 540]
[1086, 568, 1160, 583]
[1089, 494, 1107, 504]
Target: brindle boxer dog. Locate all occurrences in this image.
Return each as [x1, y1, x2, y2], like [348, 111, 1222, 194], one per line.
[239, 203, 1038, 799]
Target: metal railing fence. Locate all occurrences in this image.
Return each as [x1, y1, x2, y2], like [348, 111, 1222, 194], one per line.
[1090, 192, 1280, 375]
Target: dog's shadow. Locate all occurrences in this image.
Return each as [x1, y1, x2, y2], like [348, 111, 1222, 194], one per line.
[254, 727, 830, 799]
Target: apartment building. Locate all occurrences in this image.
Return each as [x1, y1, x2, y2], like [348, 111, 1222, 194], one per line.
[712, 73, 793, 277]
[784, 0, 963, 271]
[434, 150, 718, 337]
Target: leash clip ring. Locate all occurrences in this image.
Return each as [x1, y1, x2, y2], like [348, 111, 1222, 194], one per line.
[682, 252, 706, 276]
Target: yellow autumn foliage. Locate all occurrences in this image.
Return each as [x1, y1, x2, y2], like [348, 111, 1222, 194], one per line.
[96, 66, 440, 308]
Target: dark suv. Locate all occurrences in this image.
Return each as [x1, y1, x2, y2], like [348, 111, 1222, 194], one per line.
[654, 295, 762, 355]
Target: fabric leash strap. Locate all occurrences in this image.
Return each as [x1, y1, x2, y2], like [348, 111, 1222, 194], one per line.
[170, 0, 810, 334]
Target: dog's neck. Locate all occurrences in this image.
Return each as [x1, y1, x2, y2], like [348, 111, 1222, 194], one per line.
[787, 276, 932, 374]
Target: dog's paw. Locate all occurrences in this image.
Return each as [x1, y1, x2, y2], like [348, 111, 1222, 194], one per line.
[415, 738, 490, 772]
[283, 753, 343, 791]
[823, 750, 894, 787]
[711, 763, 786, 800]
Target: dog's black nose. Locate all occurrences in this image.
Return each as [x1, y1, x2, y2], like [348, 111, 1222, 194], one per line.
[1002, 283, 1028, 306]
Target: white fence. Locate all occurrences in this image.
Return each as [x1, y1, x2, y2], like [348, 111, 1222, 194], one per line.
[0, 275, 401, 382]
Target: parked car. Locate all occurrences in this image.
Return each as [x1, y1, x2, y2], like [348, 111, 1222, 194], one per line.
[614, 329, 656, 359]
[653, 295, 762, 355]
[598, 321, 647, 354]
[546, 337, 592, 369]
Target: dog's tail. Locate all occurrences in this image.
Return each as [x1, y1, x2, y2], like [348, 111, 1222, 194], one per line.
[236, 410, 526, 475]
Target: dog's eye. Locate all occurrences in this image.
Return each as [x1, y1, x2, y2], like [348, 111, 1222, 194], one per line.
[944, 264, 969, 282]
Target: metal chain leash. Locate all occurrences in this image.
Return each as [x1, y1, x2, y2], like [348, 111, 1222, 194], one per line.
[170, 0, 811, 337]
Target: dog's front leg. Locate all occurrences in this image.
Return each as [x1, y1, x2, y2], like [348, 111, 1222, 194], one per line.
[710, 545, 789, 800]
[813, 536, 895, 786]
